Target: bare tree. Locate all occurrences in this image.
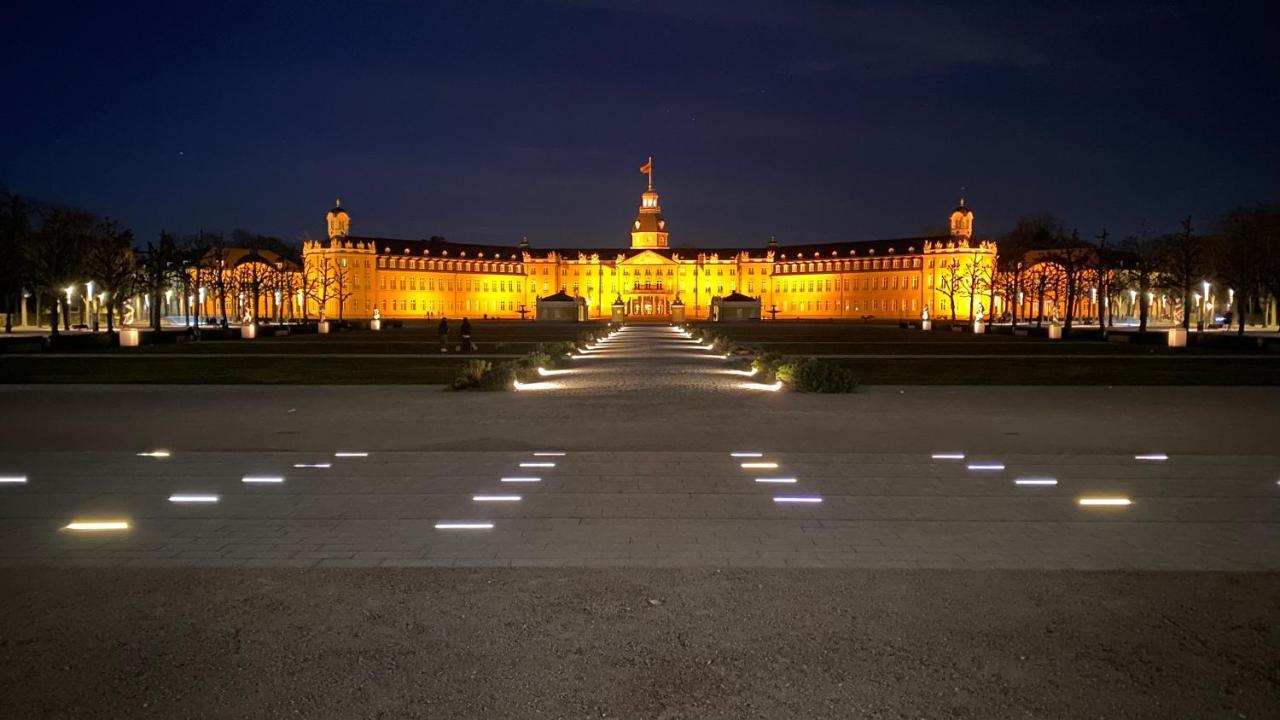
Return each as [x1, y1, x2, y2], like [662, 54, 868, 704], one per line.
[1094, 229, 1112, 335]
[1119, 225, 1161, 331]
[1025, 261, 1063, 328]
[958, 257, 991, 323]
[934, 257, 964, 321]
[1213, 205, 1271, 335]
[333, 261, 353, 321]
[305, 256, 338, 321]
[0, 189, 34, 333]
[83, 219, 137, 334]
[27, 207, 92, 336]
[1157, 216, 1206, 331]
[1043, 230, 1092, 333]
[138, 232, 180, 332]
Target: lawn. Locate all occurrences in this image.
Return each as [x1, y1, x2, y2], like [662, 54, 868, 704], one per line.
[3, 319, 1279, 385]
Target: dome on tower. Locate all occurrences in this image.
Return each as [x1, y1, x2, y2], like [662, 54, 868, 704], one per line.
[948, 197, 974, 240]
[326, 198, 351, 238]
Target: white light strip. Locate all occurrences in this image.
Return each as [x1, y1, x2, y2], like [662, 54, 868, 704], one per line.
[730, 452, 763, 458]
[169, 494, 219, 503]
[435, 522, 494, 530]
[533, 452, 566, 456]
[1134, 453, 1168, 461]
[1078, 497, 1132, 507]
[755, 477, 797, 484]
[473, 495, 521, 502]
[773, 496, 823, 504]
[500, 477, 541, 483]
[334, 452, 369, 458]
[137, 450, 171, 458]
[65, 521, 129, 531]
[0, 476, 28, 484]
[739, 381, 783, 391]
[242, 475, 284, 484]
[931, 453, 965, 460]
[1014, 478, 1058, 486]
[741, 462, 778, 469]
[967, 463, 1005, 471]
[520, 462, 555, 468]
[293, 463, 332, 469]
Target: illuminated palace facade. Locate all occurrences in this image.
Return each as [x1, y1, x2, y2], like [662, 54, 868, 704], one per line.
[301, 169, 996, 322]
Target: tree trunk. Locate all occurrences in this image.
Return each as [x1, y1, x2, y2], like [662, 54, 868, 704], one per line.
[1181, 288, 1191, 330]
[50, 296, 60, 337]
[106, 300, 115, 333]
[1237, 294, 1246, 336]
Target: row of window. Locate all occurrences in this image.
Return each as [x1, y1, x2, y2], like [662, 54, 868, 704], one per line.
[378, 276, 524, 293]
[777, 275, 920, 293]
[776, 257, 923, 274]
[785, 297, 921, 313]
[379, 257, 522, 273]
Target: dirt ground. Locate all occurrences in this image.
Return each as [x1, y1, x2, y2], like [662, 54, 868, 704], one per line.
[1, 568, 1276, 719]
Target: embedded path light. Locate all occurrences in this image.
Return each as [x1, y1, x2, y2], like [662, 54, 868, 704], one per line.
[335, 452, 369, 458]
[242, 475, 284, 484]
[137, 450, 171, 458]
[0, 476, 28, 484]
[169, 494, 220, 503]
[1078, 497, 1132, 507]
[435, 522, 494, 530]
[967, 462, 1005, 471]
[64, 520, 130, 531]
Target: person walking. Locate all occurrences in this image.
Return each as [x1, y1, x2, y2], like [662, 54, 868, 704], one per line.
[460, 317, 472, 353]
[438, 316, 449, 353]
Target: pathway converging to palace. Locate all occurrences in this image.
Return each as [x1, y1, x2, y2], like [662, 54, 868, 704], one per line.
[520, 324, 774, 395]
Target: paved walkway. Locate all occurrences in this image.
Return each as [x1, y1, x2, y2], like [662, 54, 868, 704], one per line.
[2, 325, 1278, 570]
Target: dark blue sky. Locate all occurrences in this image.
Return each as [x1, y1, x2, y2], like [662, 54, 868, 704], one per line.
[4, 1, 1278, 248]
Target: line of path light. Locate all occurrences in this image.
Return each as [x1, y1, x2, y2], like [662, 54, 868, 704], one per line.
[2, 449, 1278, 568]
[732, 451, 822, 506]
[539, 324, 751, 395]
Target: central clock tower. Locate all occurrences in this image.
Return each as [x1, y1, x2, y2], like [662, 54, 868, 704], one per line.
[630, 158, 669, 249]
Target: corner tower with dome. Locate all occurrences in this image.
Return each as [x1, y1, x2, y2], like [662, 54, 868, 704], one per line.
[269, 159, 999, 323]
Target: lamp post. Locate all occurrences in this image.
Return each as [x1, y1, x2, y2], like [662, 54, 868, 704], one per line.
[1199, 280, 1210, 332]
[85, 281, 97, 331]
[63, 285, 75, 331]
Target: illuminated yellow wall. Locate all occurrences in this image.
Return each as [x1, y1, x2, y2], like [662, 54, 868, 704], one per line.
[293, 196, 999, 321]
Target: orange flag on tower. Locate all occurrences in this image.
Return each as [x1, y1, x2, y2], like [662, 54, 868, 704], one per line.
[639, 158, 652, 175]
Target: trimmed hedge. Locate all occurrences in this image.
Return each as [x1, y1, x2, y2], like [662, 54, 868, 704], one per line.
[775, 356, 859, 393]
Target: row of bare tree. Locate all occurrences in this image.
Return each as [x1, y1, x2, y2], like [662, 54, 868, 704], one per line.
[0, 187, 348, 335]
[987, 203, 1280, 335]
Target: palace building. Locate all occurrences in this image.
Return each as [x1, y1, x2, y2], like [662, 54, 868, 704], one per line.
[299, 162, 997, 322]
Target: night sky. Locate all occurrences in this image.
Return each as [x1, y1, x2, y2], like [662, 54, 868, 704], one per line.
[4, 1, 1278, 249]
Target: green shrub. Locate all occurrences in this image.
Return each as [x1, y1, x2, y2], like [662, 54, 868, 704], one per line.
[548, 340, 576, 361]
[482, 360, 522, 389]
[451, 359, 492, 389]
[776, 357, 858, 393]
[524, 350, 552, 372]
[752, 352, 790, 380]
